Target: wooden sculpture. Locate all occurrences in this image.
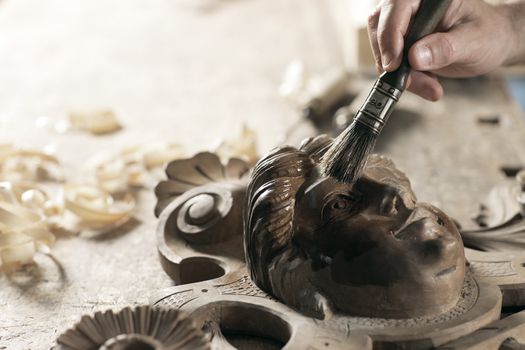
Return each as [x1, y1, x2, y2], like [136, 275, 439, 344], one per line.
[154, 152, 250, 283]
[245, 135, 466, 319]
[461, 169, 525, 252]
[152, 137, 503, 349]
[54, 141, 525, 349]
[461, 169, 525, 308]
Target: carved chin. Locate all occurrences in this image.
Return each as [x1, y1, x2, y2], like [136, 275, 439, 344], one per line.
[319, 242, 466, 318]
[268, 248, 466, 320]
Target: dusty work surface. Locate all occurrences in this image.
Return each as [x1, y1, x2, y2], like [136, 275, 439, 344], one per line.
[1, 0, 525, 349]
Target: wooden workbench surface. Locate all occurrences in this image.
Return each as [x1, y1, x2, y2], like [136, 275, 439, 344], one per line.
[1, 0, 524, 349]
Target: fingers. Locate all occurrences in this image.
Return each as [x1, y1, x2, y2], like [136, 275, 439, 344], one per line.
[367, 0, 450, 101]
[376, 0, 419, 71]
[408, 27, 470, 73]
[407, 71, 443, 101]
[367, 7, 382, 73]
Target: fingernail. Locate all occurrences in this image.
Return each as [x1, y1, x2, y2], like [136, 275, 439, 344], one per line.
[415, 45, 432, 68]
[382, 52, 393, 69]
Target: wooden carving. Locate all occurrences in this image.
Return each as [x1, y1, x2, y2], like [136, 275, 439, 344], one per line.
[155, 152, 250, 217]
[458, 170, 525, 307]
[437, 310, 525, 349]
[154, 152, 250, 284]
[460, 170, 525, 252]
[152, 136, 504, 349]
[465, 248, 525, 306]
[245, 135, 466, 319]
[152, 269, 373, 350]
[53, 306, 210, 350]
[152, 267, 501, 349]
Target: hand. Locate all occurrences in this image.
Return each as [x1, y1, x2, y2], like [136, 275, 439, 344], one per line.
[368, 0, 521, 101]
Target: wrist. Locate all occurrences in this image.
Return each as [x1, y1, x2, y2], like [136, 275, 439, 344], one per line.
[501, 2, 525, 66]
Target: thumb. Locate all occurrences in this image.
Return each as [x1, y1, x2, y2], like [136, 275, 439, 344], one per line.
[408, 30, 466, 71]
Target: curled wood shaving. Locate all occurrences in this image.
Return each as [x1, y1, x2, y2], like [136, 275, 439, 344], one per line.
[0, 182, 56, 269]
[0, 144, 63, 182]
[0, 140, 186, 268]
[142, 144, 185, 169]
[0, 181, 64, 218]
[215, 125, 259, 164]
[69, 109, 122, 135]
[88, 144, 184, 193]
[0, 180, 136, 268]
[64, 185, 135, 228]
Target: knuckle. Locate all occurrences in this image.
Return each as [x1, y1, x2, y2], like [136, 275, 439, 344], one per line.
[437, 36, 456, 63]
[367, 9, 380, 27]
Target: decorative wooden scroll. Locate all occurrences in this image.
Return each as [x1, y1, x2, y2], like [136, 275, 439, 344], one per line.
[154, 152, 250, 284]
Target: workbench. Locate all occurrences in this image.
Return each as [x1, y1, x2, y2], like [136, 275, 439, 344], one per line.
[1, 0, 525, 349]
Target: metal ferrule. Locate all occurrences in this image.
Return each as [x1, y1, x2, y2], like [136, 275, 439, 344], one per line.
[354, 79, 403, 135]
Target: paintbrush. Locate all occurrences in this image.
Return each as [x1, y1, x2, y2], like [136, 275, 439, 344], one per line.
[321, 0, 452, 184]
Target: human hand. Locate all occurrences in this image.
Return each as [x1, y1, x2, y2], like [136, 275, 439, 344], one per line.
[368, 0, 522, 101]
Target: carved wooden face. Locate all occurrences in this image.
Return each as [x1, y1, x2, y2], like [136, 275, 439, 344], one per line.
[292, 163, 465, 318]
[245, 136, 466, 319]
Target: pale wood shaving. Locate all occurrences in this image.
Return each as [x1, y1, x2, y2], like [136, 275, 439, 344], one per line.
[87, 143, 185, 193]
[69, 109, 122, 135]
[215, 125, 259, 164]
[0, 144, 63, 182]
[0, 182, 56, 269]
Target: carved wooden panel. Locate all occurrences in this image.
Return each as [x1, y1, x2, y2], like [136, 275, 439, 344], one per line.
[151, 149, 502, 349]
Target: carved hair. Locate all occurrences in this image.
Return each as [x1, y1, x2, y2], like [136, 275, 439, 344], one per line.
[244, 136, 332, 292]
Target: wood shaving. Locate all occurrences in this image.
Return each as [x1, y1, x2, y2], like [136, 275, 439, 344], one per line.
[0, 182, 56, 269]
[215, 125, 259, 164]
[69, 109, 122, 135]
[64, 184, 135, 229]
[0, 181, 63, 217]
[142, 144, 185, 168]
[0, 141, 183, 269]
[0, 144, 63, 182]
[88, 144, 184, 193]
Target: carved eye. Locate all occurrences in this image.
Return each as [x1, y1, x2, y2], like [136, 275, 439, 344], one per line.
[322, 193, 359, 221]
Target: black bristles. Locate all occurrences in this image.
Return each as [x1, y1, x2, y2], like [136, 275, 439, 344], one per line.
[320, 121, 377, 184]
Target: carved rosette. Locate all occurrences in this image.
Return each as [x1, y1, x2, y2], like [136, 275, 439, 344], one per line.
[154, 152, 250, 217]
[53, 306, 210, 350]
[462, 170, 525, 252]
[155, 152, 250, 245]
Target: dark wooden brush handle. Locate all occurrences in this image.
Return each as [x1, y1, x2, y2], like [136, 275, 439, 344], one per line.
[381, 0, 453, 91]
[404, 0, 453, 53]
